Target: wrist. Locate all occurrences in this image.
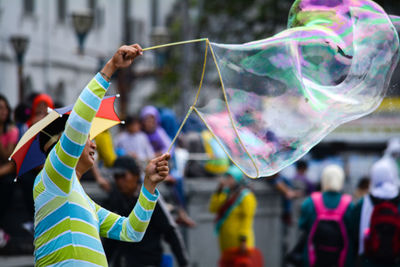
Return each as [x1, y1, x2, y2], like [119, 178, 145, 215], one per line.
[100, 60, 117, 81]
[143, 176, 157, 194]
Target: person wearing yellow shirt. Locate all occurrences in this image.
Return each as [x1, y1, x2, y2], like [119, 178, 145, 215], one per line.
[209, 165, 257, 253]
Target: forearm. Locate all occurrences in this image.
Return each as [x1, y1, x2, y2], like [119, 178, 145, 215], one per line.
[98, 185, 159, 242]
[100, 60, 117, 82]
[0, 162, 15, 176]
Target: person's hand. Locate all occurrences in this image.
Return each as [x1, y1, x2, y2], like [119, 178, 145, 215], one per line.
[216, 177, 226, 193]
[143, 153, 171, 194]
[285, 189, 303, 200]
[239, 236, 248, 253]
[101, 44, 143, 80]
[128, 152, 137, 159]
[110, 44, 143, 69]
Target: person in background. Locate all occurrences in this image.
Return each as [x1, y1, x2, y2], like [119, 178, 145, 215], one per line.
[209, 165, 257, 255]
[142, 106, 195, 227]
[0, 94, 19, 248]
[353, 176, 370, 203]
[141, 105, 171, 156]
[267, 172, 302, 264]
[18, 93, 54, 235]
[27, 93, 54, 127]
[299, 165, 354, 267]
[352, 158, 400, 267]
[159, 107, 179, 141]
[95, 129, 117, 168]
[115, 115, 155, 167]
[379, 138, 400, 182]
[103, 156, 189, 267]
[293, 160, 315, 196]
[14, 102, 30, 140]
[201, 130, 230, 176]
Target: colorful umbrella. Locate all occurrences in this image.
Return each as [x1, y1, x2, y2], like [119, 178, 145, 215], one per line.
[10, 95, 122, 177]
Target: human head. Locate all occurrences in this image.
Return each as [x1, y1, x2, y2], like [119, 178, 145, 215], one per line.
[0, 94, 11, 129]
[14, 102, 31, 124]
[125, 115, 141, 134]
[225, 165, 246, 189]
[112, 156, 141, 196]
[321, 164, 345, 192]
[31, 94, 54, 121]
[370, 158, 399, 199]
[357, 176, 370, 191]
[140, 105, 159, 133]
[296, 160, 308, 174]
[76, 138, 97, 177]
[384, 138, 400, 160]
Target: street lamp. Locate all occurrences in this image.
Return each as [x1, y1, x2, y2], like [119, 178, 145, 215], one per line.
[9, 35, 29, 102]
[71, 10, 94, 54]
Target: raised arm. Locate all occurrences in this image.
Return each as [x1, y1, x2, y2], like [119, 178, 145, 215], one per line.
[41, 45, 142, 195]
[97, 153, 170, 241]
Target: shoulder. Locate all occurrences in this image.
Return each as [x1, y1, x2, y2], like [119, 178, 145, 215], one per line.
[301, 196, 314, 211]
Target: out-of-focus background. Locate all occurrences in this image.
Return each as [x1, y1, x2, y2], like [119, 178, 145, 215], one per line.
[0, 0, 399, 266]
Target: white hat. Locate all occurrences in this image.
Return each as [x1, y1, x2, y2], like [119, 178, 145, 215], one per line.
[384, 138, 400, 156]
[370, 158, 399, 199]
[321, 164, 345, 192]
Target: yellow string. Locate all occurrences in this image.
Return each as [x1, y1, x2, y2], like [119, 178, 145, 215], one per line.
[205, 42, 259, 178]
[143, 38, 208, 51]
[167, 106, 194, 153]
[192, 39, 209, 106]
[145, 37, 260, 178]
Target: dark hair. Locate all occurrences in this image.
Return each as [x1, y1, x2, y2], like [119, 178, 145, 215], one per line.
[296, 160, 308, 170]
[0, 94, 12, 133]
[357, 176, 370, 190]
[14, 102, 31, 124]
[113, 156, 140, 176]
[39, 115, 68, 156]
[125, 114, 140, 126]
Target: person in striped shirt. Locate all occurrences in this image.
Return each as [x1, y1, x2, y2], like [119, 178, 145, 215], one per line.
[33, 44, 171, 266]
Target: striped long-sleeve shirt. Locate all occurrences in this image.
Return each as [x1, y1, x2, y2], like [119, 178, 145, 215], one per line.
[33, 73, 159, 266]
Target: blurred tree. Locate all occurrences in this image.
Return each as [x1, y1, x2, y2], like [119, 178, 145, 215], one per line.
[150, 0, 293, 109]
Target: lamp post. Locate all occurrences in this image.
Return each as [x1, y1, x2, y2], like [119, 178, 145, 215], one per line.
[71, 10, 94, 55]
[9, 35, 29, 102]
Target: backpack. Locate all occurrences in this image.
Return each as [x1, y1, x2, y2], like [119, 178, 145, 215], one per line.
[364, 199, 400, 265]
[308, 192, 351, 267]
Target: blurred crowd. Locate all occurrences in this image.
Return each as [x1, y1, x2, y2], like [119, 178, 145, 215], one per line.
[0, 90, 400, 267]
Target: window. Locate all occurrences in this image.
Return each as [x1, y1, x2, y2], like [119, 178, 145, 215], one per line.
[23, 0, 35, 14]
[57, 0, 67, 23]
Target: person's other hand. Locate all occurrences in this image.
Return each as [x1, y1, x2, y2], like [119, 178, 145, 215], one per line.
[143, 153, 171, 194]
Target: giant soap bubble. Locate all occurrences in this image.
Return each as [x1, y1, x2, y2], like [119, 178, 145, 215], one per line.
[193, 0, 399, 178]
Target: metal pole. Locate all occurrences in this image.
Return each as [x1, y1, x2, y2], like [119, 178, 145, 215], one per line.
[18, 63, 24, 102]
[117, 0, 132, 119]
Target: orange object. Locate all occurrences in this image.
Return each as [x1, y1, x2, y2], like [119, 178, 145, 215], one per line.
[219, 247, 264, 267]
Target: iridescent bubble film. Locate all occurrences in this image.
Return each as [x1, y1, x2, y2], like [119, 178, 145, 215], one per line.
[196, 0, 400, 178]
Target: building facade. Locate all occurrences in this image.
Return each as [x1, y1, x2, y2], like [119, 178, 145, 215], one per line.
[0, 0, 175, 109]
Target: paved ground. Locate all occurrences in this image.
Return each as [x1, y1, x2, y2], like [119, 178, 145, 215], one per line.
[0, 255, 34, 267]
